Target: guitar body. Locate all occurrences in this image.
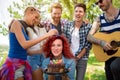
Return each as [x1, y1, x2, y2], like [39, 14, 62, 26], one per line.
[92, 32, 120, 62]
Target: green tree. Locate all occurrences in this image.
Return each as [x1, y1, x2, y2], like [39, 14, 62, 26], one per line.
[0, 0, 120, 34]
[7, 0, 102, 23]
[60, 0, 102, 22]
[0, 22, 8, 35]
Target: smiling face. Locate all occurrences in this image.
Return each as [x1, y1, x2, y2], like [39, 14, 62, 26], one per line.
[29, 11, 40, 26]
[51, 8, 62, 23]
[24, 7, 40, 26]
[51, 39, 63, 57]
[74, 7, 85, 22]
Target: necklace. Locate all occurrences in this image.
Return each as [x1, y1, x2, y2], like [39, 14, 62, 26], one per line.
[52, 59, 62, 64]
[51, 55, 62, 64]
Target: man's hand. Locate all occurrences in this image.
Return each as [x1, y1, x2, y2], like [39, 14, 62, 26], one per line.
[100, 40, 112, 51]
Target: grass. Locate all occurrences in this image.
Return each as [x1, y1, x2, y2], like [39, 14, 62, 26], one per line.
[0, 45, 106, 80]
[85, 51, 106, 80]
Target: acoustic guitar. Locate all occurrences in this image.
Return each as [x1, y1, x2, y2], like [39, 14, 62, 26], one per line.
[92, 31, 120, 62]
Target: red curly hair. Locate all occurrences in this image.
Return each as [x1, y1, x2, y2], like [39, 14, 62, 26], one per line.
[42, 35, 74, 59]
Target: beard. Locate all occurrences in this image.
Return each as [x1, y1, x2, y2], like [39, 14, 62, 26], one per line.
[52, 17, 61, 22]
[100, 3, 110, 11]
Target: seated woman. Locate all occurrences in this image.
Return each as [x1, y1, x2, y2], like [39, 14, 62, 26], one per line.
[42, 35, 76, 80]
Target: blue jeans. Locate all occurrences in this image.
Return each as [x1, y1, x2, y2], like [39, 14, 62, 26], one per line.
[27, 54, 44, 71]
[14, 65, 25, 80]
[76, 59, 87, 80]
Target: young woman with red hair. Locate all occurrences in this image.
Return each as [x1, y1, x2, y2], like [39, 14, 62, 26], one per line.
[42, 35, 76, 80]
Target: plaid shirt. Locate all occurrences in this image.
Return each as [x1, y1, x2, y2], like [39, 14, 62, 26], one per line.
[63, 21, 92, 60]
[0, 57, 32, 80]
[41, 19, 68, 34]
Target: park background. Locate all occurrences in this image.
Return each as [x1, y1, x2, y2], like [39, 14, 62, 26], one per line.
[0, 0, 120, 80]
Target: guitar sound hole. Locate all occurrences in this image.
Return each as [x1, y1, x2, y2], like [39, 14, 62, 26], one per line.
[103, 49, 118, 55]
[111, 41, 118, 49]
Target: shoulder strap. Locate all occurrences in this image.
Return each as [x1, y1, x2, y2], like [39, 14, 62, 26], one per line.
[19, 20, 29, 35]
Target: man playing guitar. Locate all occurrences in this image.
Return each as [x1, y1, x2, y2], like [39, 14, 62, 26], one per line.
[87, 0, 120, 80]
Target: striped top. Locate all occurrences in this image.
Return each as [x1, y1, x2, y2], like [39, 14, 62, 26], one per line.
[100, 9, 120, 33]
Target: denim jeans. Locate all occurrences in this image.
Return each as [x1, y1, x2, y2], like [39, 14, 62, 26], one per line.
[76, 59, 87, 80]
[27, 54, 44, 71]
[14, 65, 25, 80]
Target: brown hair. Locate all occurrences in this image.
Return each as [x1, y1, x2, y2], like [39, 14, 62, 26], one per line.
[74, 3, 86, 12]
[50, 2, 62, 12]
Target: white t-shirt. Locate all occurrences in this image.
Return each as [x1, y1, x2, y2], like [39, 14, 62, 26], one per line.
[27, 26, 47, 50]
[71, 27, 79, 56]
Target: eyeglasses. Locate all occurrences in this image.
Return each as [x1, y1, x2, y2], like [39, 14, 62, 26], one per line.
[95, 0, 103, 5]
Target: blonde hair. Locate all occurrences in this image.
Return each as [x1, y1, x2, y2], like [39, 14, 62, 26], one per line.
[50, 2, 62, 12]
[24, 7, 40, 16]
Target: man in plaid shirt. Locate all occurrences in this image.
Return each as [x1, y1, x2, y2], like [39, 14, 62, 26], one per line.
[42, 2, 68, 35]
[63, 3, 92, 80]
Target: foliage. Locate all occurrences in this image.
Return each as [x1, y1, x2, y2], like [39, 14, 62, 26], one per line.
[7, 0, 102, 22]
[60, 0, 102, 22]
[1, 0, 120, 34]
[0, 23, 8, 35]
[0, 52, 7, 66]
[0, 45, 8, 67]
[113, 0, 120, 8]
